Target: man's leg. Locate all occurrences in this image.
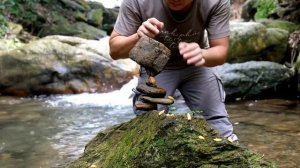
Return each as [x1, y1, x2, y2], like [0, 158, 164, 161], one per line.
[178, 66, 235, 138]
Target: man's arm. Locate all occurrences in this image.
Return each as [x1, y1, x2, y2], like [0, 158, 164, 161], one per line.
[204, 37, 229, 66]
[109, 31, 140, 60]
[109, 18, 164, 60]
[179, 37, 229, 67]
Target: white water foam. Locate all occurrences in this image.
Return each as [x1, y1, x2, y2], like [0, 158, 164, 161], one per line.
[47, 77, 138, 108]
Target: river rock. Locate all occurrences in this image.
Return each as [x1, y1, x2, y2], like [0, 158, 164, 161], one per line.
[140, 96, 174, 105]
[135, 101, 157, 111]
[229, 21, 289, 63]
[136, 84, 166, 98]
[66, 111, 276, 168]
[129, 36, 171, 76]
[216, 61, 294, 100]
[0, 35, 132, 96]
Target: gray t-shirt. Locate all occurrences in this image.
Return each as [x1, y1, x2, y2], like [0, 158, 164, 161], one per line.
[114, 0, 230, 68]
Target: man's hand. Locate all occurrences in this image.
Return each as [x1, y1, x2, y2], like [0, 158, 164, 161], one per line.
[137, 18, 164, 38]
[179, 42, 206, 66]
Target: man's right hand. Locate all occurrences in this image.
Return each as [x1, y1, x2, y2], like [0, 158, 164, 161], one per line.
[109, 18, 163, 60]
[137, 18, 164, 38]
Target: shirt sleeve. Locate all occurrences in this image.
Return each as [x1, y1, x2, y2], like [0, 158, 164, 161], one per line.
[206, 0, 230, 39]
[113, 0, 142, 36]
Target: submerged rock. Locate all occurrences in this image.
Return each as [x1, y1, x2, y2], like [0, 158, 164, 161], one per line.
[66, 111, 276, 168]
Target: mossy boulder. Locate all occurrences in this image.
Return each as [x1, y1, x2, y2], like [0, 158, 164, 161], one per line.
[229, 21, 288, 63]
[66, 111, 276, 168]
[39, 22, 107, 40]
[242, 0, 300, 24]
[1, 0, 117, 39]
[257, 19, 300, 33]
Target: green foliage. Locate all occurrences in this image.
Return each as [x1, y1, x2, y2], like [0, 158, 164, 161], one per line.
[0, 0, 53, 33]
[0, 14, 7, 37]
[255, 0, 277, 19]
[0, 1, 8, 37]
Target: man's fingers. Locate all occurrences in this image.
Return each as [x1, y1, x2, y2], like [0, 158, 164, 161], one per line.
[179, 42, 198, 55]
[178, 42, 188, 50]
[179, 42, 205, 66]
[185, 54, 205, 66]
[137, 26, 149, 37]
[179, 42, 189, 55]
[138, 18, 163, 38]
[148, 18, 164, 30]
[137, 29, 145, 37]
[142, 21, 159, 34]
[182, 48, 202, 59]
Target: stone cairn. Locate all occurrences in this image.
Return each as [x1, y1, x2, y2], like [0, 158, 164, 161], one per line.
[129, 36, 174, 111]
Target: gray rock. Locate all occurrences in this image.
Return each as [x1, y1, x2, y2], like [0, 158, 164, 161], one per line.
[216, 61, 293, 99]
[0, 35, 132, 96]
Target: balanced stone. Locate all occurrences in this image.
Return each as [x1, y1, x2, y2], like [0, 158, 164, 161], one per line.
[129, 36, 171, 76]
[141, 96, 174, 105]
[130, 36, 174, 111]
[136, 83, 166, 98]
[135, 101, 157, 111]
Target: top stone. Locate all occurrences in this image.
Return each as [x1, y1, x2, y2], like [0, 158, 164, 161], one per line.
[129, 36, 171, 76]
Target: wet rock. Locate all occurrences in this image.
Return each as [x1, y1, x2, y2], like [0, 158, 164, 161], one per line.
[229, 22, 288, 63]
[0, 35, 132, 96]
[135, 101, 157, 111]
[130, 36, 173, 111]
[66, 111, 276, 168]
[146, 76, 156, 87]
[129, 36, 171, 76]
[135, 81, 170, 111]
[141, 96, 174, 105]
[136, 84, 166, 98]
[216, 61, 294, 100]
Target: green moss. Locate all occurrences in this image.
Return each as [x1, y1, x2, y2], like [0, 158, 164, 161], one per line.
[255, 0, 277, 20]
[0, 13, 8, 37]
[66, 111, 276, 168]
[258, 19, 300, 33]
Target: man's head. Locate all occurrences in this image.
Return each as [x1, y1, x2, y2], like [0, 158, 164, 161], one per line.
[164, 0, 193, 11]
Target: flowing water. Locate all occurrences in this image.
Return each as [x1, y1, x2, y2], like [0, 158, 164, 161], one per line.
[0, 78, 299, 168]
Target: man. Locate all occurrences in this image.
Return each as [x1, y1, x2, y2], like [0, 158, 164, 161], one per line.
[109, 0, 238, 142]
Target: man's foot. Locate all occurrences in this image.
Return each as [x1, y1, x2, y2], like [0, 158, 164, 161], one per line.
[227, 134, 239, 145]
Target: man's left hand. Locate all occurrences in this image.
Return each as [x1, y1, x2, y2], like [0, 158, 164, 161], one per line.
[179, 42, 205, 66]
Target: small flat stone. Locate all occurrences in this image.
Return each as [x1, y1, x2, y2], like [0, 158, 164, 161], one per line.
[135, 101, 157, 110]
[141, 96, 174, 105]
[136, 84, 166, 98]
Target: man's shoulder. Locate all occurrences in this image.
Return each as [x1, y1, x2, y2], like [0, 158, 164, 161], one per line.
[196, 0, 229, 8]
[121, 0, 150, 7]
[120, 0, 161, 16]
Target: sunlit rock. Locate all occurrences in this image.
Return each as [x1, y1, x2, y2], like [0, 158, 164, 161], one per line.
[0, 35, 132, 96]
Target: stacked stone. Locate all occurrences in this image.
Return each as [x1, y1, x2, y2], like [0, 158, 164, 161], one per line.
[129, 36, 173, 111]
[135, 75, 174, 111]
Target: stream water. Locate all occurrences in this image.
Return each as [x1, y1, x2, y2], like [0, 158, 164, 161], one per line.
[0, 78, 299, 168]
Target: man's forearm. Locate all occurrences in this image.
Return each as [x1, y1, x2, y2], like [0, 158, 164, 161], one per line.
[202, 45, 228, 67]
[109, 32, 140, 60]
[203, 37, 229, 67]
